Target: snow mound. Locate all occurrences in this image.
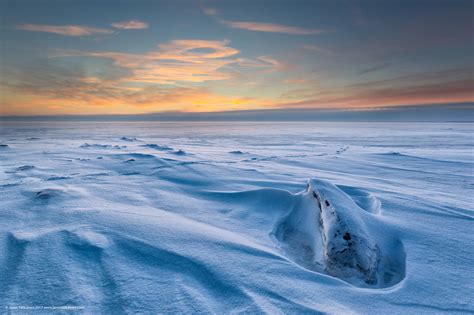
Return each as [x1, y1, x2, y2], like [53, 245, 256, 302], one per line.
[66, 229, 110, 250]
[80, 143, 125, 149]
[34, 188, 65, 200]
[338, 185, 381, 214]
[274, 178, 405, 288]
[120, 136, 138, 142]
[30, 186, 88, 202]
[141, 144, 173, 151]
[172, 149, 187, 156]
[16, 165, 35, 171]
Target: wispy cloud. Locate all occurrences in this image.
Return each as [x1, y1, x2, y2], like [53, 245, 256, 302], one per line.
[57, 39, 277, 84]
[201, 6, 218, 16]
[303, 45, 332, 54]
[16, 24, 113, 36]
[221, 20, 324, 35]
[111, 20, 149, 29]
[201, 5, 324, 35]
[236, 55, 282, 69]
[1, 74, 269, 114]
[275, 69, 474, 109]
[0, 37, 283, 114]
[357, 63, 392, 75]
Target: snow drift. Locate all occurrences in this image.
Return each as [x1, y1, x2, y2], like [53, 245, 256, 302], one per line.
[0, 121, 472, 313]
[275, 178, 405, 288]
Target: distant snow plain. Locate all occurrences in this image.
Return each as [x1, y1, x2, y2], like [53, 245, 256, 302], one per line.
[0, 122, 472, 314]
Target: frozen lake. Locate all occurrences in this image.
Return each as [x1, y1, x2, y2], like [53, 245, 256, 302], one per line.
[0, 122, 473, 313]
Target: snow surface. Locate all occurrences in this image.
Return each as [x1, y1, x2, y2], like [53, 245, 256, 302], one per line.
[0, 121, 473, 314]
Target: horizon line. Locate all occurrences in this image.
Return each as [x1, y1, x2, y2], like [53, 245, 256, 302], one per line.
[1, 103, 473, 122]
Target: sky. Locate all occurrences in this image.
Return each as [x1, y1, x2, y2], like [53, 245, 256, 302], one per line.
[0, 0, 473, 116]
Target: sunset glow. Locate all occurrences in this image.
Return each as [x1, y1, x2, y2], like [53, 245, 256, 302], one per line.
[0, 0, 472, 116]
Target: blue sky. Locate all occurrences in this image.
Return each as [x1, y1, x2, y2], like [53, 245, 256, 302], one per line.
[0, 0, 472, 116]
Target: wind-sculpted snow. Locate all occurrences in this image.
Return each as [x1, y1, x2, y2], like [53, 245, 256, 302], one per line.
[80, 143, 126, 149]
[140, 143, 173, 151]
[0, 122, 472, 313]
[120, 136, 138, 142]
[274, 179, 405, 288]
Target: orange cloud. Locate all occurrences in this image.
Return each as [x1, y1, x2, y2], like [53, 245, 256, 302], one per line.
[0, 38, 285, 115]
[221, 20, 325, 35]
[0, 83, 272, 115]
[201, 5, 324, 35]
[58, 39, 277, 84]
[111, 20, 149, 29]
[16, 24, 113, 36]
[275, 77, 474, 109]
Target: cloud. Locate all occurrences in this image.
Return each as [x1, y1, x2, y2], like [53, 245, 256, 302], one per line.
[1, 74, 270, 114]
[220, 20, 324, 35]
[357, 63, 392, 75]
[16, 20, 149, 37]
[16, 24, 113, 36]
[303, 45, 332, 54]
[236, 55, 282, 69]
[275, 69, 474, 109]
[256, 56, 281, 67]
[201, 6, 218, 16]
[3, 62, 472, 115]
[57, 39, 277, 84]
[111, 20, 149, 29]
[0, 38, 283, 115]
[348, 68, 471, 89]
[200, 5, 324, 35]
